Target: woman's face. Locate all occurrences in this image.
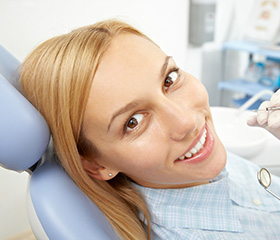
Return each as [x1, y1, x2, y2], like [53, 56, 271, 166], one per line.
[82, 33, 226, 188]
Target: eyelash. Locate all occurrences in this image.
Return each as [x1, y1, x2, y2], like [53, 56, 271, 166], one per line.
[123, 67, 181, 134]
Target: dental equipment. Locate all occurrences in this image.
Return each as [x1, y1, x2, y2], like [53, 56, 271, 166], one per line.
[252, 106, 280, 112]
[257, 168, 280, 201]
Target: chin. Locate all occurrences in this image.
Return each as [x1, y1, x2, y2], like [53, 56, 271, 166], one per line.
[209, 139, 227, 179]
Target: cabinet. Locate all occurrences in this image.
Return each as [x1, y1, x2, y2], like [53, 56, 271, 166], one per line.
[218, 40, 280, 108]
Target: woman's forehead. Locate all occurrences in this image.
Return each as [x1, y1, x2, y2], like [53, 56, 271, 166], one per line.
[97, 33, 165, 76]
[89, 33, 167, 102]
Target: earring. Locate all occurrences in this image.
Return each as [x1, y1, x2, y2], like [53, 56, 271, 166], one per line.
[108, 172, 113, 177]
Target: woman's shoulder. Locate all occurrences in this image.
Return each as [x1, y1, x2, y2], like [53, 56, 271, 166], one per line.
[226, 151, 280, 186]
[226, 152, 260, 177]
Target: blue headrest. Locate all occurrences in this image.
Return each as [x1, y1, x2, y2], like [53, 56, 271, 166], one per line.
[0, 46, 50, 171]
[29, 148, 119, 240]
[0, 45, 21, 91]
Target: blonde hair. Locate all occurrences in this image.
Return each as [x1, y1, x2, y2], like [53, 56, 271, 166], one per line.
[20, 19, 151, 240]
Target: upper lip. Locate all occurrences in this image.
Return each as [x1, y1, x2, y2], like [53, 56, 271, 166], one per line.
[178, 124, 206, 159]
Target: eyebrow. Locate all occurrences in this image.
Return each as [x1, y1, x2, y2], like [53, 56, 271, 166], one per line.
[161, 56, 172, 78]
[107, 55, 172, 132]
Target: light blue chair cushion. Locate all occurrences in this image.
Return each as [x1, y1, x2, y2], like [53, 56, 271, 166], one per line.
[0, 74, 50, 171]
[29, 148, 119, 240]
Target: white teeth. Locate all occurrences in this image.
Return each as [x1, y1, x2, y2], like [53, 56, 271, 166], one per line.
[178, 128, 207, 160]
[200, 135, 206, 145]
[190, 148, 197, 154]
[195, 141, 203, 150]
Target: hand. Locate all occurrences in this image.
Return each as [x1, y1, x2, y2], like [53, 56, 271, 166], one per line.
[247, 89, 280, 139]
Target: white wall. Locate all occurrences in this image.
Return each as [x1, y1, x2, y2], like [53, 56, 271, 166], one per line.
[0, 168, 31, 239]
[0, 0, 189, 66]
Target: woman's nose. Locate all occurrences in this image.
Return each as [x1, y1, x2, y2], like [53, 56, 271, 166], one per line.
[160, 100, 197, 141]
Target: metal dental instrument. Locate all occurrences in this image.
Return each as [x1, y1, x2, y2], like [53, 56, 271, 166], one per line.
[257, 168, 280, 201]
[252, 106, 280, 112]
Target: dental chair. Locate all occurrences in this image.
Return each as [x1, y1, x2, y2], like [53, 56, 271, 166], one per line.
[0, 45, 119, 240]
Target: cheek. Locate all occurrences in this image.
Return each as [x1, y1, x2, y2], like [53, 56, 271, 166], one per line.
[109, 136, 168, 174]
[178, 73, 209, 108]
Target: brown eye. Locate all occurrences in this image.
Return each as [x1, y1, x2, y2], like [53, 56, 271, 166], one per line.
[164, 77, 173, 88]
[127, 118, 138, 129]
[164, 70, 179, 90]
[126, 114, 144, 131]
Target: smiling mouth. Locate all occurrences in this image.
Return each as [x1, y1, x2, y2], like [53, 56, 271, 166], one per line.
[177, 128, 207, 160]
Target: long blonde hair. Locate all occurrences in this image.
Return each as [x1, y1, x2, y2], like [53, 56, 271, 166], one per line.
[20, 19, 151, 240]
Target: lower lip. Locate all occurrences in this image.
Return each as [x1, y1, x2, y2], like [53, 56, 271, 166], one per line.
[175, 124, 215, 165]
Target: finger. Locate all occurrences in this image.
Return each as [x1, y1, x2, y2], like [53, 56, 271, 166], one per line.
[247, 114, 259, 126]
[270, 89, 280, 106]
[256, 101, 270, 126]
[268, 110, 280, 129]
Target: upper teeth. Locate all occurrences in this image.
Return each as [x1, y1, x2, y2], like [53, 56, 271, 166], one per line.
[178, 128, 207, 160]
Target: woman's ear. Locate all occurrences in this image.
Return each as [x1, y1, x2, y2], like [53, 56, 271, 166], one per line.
[81, 157, 118, 181]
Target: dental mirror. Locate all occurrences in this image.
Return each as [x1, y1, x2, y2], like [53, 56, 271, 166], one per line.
[258, 168, 271, 188]
[257, 168, 280, 201]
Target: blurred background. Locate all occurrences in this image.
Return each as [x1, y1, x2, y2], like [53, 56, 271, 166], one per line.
[1, 0, 280, 239]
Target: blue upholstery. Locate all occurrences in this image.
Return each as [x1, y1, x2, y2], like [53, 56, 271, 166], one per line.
[0, 46, 50, 171]
[0, 45, 119, 239]
[29, 147, 119, 240]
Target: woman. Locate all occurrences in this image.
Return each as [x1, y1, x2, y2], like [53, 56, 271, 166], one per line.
[20, 19, 280, 240]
